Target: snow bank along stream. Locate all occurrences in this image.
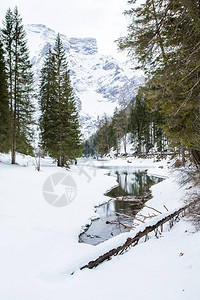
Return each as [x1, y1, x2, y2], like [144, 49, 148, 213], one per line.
[79, 166, 164, 245]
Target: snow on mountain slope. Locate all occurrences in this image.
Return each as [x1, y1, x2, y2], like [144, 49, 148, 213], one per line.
[25, 24, 144, 139]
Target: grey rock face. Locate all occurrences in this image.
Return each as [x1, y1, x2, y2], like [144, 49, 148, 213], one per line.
[25, 24, 144, 138]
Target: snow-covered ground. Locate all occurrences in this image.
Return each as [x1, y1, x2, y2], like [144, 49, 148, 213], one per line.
[0, 153, 199, 300]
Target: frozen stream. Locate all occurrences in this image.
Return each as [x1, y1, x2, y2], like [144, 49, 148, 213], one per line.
[79, 166, 163, 245]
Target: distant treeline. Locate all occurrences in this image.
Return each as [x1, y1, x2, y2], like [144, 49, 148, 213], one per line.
[84, 0, 200, 169]
[83, 90, 166, 158]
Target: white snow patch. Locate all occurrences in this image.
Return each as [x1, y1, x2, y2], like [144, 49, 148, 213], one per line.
[0, 152, 199, 300]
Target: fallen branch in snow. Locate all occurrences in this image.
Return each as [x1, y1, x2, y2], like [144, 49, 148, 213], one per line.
[144, 205, 162, 215]
[106, 220, 136, 229]
[114, 211, 145, 223]
[80, 199, 199, 271]
[163, 205, 169, 211]
[137, 213, 158, 222]
[113, 211, 135, 220]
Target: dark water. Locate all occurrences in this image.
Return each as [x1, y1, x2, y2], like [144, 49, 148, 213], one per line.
[79, 167, 163, 245]
[106, 167, 162, 199]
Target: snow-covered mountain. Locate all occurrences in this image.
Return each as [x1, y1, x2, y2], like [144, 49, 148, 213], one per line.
[25, 24, 144, 139]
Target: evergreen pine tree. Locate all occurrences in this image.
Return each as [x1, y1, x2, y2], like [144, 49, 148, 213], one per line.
[96, 114, 111, 156]
[2, 7, 35, 163]
[118, 0, 200, 166]
[112, 108, 121, 154]
[0, 36, 10, 152]
[83, 134, 97, 157]
[39, 49, 57, 153]
[39, 34, 82, 167]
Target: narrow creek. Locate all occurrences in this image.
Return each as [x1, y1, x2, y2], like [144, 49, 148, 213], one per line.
[79, 166, 164, 245]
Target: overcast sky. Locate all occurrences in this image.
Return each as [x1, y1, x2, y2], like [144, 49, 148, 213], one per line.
[0, 0, 133, 60]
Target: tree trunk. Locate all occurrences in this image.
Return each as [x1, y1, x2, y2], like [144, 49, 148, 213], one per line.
[123, 134, 127, 154]
[57, 156, 62, 167]
[191, 149, 200, 169]
[11, 143, 16, 164]
[11, 91, 17, 164]
[9, 49, 13, 155]
[61, 156, 65, 167]
[151, 0, 166, 61]
[12, 36, 18, 165]
[181, 142, 186, 166]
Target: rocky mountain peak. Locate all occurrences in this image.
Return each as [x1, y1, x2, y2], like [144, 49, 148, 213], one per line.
[25, 24, 144, 139]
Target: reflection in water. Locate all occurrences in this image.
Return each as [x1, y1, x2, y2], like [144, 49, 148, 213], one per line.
[107, 169, 162, 199]
[79, 168, 163, 245]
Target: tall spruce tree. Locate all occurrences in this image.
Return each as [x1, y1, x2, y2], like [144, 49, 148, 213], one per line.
[2, 7, 34, 163]
[0, 36, 10, 152]
[118, 0, 200, 167]
[112, 106, 128, 155]
[39, 49, 56, 153]
[96, 114, 111, 156]
[128, 88, 166, 155]
[83, 134, 97, 157]
[39, 34, 82, 167]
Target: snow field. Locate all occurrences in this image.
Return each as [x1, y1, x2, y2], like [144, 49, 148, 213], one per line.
[0, 153, 199, 299]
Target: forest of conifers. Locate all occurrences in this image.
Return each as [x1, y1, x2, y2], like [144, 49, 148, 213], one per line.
[85, 0, 200, 169]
